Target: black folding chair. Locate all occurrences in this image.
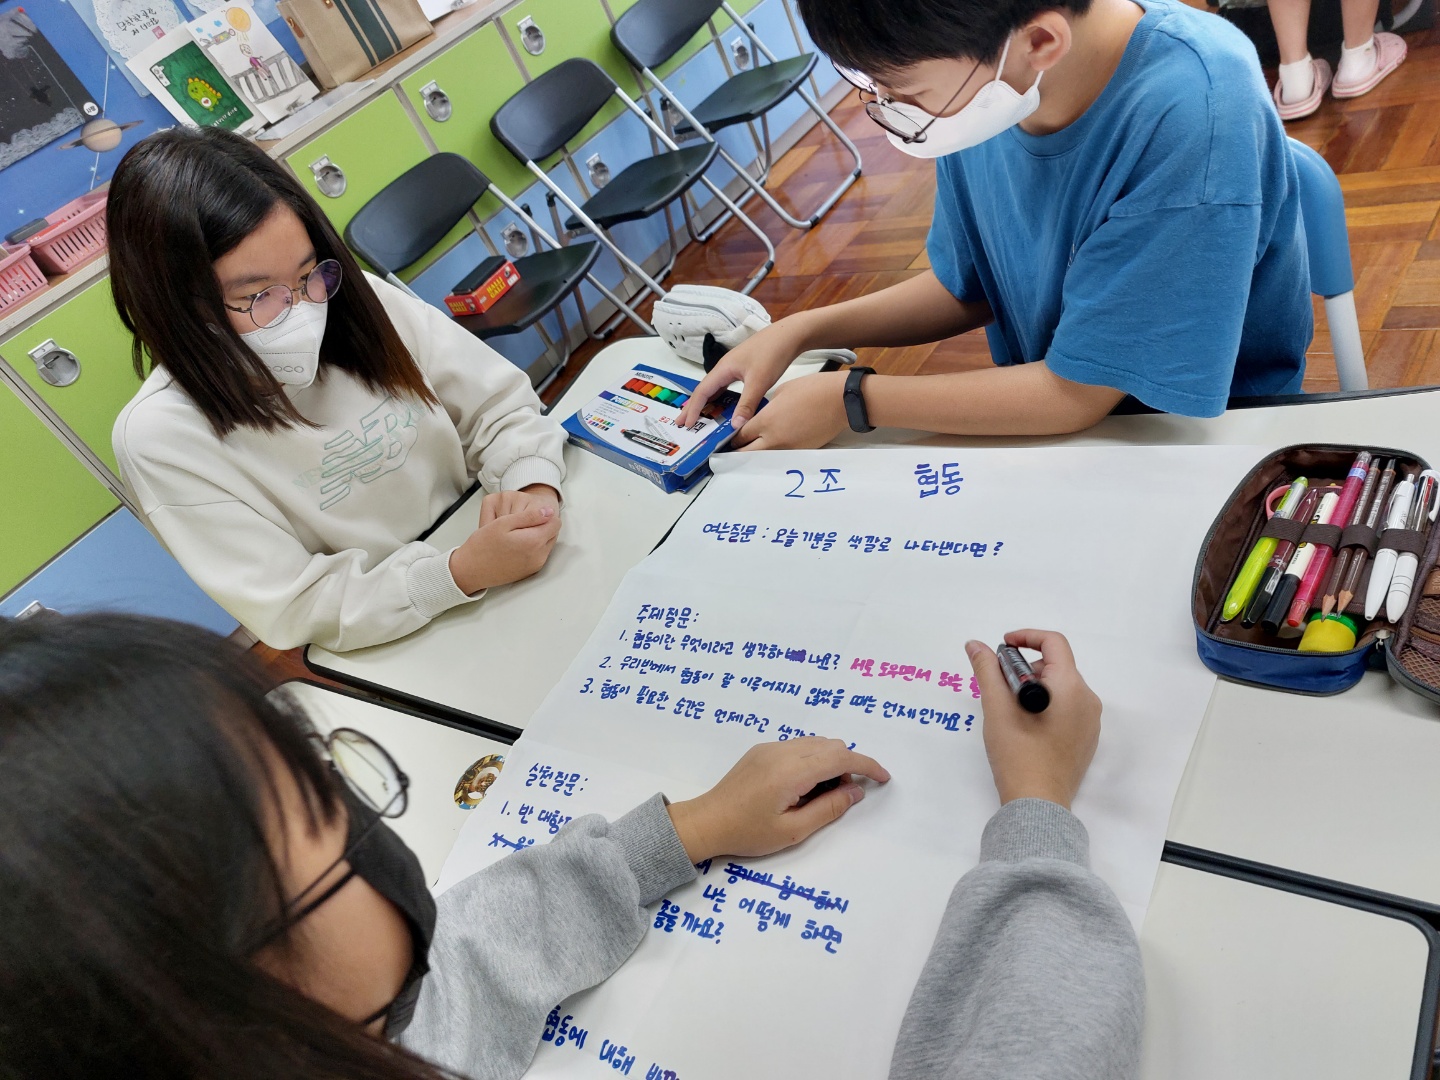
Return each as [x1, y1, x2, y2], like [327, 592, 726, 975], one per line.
[490, 57, 776, 308]
[612, 0, 862, 235]
[344, 153, 652, 383]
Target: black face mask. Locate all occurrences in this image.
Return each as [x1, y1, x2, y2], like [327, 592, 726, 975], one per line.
[338, 794, 437, 1038]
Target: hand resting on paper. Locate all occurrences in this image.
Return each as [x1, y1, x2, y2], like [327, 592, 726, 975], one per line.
[449, 484, 562, 595]
[666, 738, 890, 863]
[966, 630, 1101, 810]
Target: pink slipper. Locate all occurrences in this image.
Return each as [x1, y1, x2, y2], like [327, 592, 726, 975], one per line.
[1332, 32, 1407, 98]
[1273, 57, 1332, 121]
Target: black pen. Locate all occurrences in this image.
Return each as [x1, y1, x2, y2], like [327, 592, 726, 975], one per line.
[996, 645, 1050, 713]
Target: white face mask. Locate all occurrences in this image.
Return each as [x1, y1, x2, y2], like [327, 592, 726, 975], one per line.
[240, 300, 328, 389]
[886, 36, 1043, 159]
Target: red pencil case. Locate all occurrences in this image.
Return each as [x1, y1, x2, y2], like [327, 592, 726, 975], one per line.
[1192, 444, 1440, 699]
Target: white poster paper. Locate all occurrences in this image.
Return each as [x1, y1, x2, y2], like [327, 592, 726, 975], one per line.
[439, 444, 1259, 1080]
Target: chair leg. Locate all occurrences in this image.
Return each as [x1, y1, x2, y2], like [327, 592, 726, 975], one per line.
[697, 174, 776, 294]
[1324, 291, 1368, 392]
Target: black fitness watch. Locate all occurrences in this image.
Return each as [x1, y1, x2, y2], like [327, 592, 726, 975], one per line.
[843, 366, 876, 433]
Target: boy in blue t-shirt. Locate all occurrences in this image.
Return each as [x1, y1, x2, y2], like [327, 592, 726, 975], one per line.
[678, 0, 1313, 447]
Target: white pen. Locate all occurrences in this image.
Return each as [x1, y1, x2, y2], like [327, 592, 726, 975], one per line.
[1386, 471, 1440, 623]
[1366, 473, 1417, 620]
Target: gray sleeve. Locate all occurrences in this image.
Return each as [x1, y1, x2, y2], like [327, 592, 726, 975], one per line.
[399, 794, 697, 1080]
[888, 799, 1144, 1080]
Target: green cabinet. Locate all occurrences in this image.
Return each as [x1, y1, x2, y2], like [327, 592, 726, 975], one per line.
[1, 280, 142, 477]
[501, 0, 637, 147]
[284, 91, 434, 238]
[399, 23, 533, 202]
[0, 382, 117, 595]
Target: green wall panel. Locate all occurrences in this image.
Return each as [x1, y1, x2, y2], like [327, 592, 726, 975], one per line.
[0, 383, 116, 595]
[400, 23, 534, 203]
[2, 280, 143, 476]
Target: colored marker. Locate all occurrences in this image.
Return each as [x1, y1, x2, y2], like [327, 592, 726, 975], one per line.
[1284, 451, 1372, 628]
[1221, 477, 1309, 621]
[1243, 488, 1319, 628]
[1336, 458, 1397, 616]
[1385, 471, 1440, 622]
[1321, 456, 1383, 618]
[1260, 490, 1339, 635]
[621, 428, 680, 457]
[996, 645, 1050, 713]
[1365, 473, 1418, 620]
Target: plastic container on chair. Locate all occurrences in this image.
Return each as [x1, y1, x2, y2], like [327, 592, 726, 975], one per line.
[30, 193, 108, 276]
[0, 244, 48, 314]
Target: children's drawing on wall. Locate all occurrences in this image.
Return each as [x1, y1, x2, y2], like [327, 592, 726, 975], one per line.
[184, 5, 314, 124]
[128, 29, 258, 132]
[0, 9, 99, 170]
[68, 0, 187, 94]
[68, 0, 289, 97]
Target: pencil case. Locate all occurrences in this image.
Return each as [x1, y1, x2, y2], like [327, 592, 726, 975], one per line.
[1192, 444, 1440, 700]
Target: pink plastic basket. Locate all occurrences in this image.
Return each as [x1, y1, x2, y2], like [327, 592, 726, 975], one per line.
[0, 244, 49, 314]
[30, 192, 108, 275]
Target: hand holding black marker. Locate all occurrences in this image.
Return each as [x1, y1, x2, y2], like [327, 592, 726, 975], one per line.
[996, 645, 1050, 713]
[966, 631, 1100, 810]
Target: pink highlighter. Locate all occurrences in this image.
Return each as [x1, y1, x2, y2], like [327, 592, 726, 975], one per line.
[1285, 451, 1373, 629]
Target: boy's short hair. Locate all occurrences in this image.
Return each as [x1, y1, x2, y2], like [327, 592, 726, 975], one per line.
[795, 0, 1094, 77]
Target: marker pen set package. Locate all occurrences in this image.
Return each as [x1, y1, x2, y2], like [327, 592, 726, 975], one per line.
[562, 364, 751, 493]
[1193, 444, 1440, 699]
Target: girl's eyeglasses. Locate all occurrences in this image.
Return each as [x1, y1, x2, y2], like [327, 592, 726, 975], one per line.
[226, 259, 343, 331]
[832, 60, 982, 144]
[246, 727, 408, 952]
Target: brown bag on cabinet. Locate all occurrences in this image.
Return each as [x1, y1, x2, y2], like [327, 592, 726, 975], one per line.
[278, 0, 432, 89]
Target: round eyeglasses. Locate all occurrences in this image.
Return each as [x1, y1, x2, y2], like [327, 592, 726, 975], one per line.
[832, 60, 982, 144]
[322, 726, 409, 820]
[225, 259, 343, 331]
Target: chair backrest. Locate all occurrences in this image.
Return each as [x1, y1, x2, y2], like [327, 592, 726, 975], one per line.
[344, 153, 492, 275]
[1287, 137, 1354, 299]
[612, 0, 723, 71]
[491, 58, 617, 164]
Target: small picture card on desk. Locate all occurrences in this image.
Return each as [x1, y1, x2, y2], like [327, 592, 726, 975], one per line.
[128, 29, 263, 134]
[562, 364, 750, 493]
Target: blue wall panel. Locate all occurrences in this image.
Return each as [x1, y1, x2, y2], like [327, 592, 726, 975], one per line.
[0, 508, 238, 635]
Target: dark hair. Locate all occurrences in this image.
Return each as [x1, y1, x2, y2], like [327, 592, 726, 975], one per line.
[0, 614, 451, 1080]
[107, 127, 439, 436]
[795, 0, 1094, 76]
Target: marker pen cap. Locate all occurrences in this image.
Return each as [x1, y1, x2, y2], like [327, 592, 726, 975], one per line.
[1259, 574, 1302, 636]
[1298, 613, 1360, 653]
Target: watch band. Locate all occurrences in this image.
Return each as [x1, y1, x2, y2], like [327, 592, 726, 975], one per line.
[844, 366, 876, 433]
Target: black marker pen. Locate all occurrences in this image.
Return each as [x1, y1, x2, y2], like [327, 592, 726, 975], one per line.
[996, 645, 1050, 713]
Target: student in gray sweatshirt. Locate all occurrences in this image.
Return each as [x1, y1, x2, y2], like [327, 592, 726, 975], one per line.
[0, 616, 1140, 1080]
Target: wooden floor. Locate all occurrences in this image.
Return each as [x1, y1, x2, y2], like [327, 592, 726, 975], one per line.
[545, 15, 1440, 403]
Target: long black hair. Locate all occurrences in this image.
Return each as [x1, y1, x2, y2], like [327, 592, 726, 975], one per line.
[0, 614, 451, 1080]
[107, 126, 439, 437]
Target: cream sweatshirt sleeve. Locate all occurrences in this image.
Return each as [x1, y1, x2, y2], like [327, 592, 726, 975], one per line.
[371, 276, 566, 497]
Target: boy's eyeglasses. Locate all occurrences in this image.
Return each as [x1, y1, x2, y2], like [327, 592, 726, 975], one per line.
[246, 727, 408, 951]
[225, 259, 343, 330]
[833, 60, 982, 144]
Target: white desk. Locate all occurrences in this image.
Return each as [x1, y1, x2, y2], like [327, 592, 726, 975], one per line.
[305, 343, 826, 735]
[1141, 861, 1435, 1080]
[276, 681, 511, 885]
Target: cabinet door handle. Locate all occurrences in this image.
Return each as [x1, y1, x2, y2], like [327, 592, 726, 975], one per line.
[420, 80, 452, 122]
[517, 16, 545, 55]
[309, 156, 348, 198]
[27, 339, 81, 388]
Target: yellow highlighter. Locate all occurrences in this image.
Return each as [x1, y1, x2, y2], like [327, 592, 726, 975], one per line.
[1221, 477, 1310, 622]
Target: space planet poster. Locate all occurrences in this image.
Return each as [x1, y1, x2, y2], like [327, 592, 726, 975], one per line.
[0, 9, 98, 171]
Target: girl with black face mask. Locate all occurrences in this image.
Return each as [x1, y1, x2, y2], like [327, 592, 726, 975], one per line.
[0, 614, 888, 1080]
